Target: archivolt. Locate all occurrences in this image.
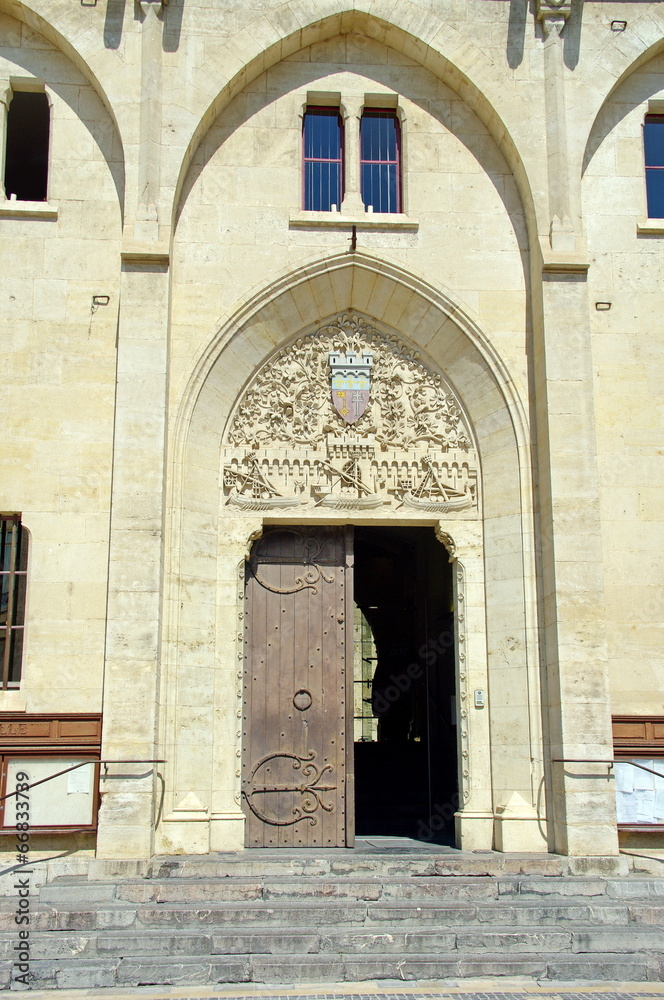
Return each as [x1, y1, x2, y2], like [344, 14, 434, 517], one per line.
[0, 0, 126, 211]
[171, 3, 536, 240]
[173, 250, 530, 491]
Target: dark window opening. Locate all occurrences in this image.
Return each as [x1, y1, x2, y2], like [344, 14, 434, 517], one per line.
[360, 110, 401, 214]
[303, 107, 343, 212]
[644, 114, 664, 219]
[4, 91, 50, 202]
[0, 515, 28, 689]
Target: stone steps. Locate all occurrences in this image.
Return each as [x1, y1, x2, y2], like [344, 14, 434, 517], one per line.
[4, 897, 664, 931]
[36, 874, 664, 905]
[1, 861, 663, 988]
[4, 923, 664, 959]
[3, 951, 661, 989]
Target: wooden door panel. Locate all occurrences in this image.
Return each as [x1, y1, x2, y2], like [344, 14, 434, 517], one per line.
[242, 526, 352, 847]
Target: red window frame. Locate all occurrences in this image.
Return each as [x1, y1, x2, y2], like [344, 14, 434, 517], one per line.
[302, 106, 344, 212]
[360, 109, 401, 214]
[644, 114, 664, 219]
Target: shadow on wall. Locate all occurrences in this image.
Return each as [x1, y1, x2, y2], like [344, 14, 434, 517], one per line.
[175, 35, 529, 259]
[508, 0, 582, 70]
[104, 0, 184, 51]
[582, 52, 664, 175]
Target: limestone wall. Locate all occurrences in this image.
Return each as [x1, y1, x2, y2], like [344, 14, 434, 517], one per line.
[0, 9, 122, 715]
[583, 51, 664, 716]
[0, 0, 662, 855]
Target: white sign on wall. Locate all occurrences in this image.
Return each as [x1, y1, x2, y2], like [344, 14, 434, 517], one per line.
[614, 758, 664, 825]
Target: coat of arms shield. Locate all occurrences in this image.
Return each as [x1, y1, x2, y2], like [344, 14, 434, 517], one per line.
[329, 350, 373, 425]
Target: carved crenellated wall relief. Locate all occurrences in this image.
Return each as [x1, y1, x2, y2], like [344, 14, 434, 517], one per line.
[222, 313, 480, 514]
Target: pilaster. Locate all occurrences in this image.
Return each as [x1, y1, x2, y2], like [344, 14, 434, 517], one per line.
[95, 250, 170, 859]
[538, 0, 576, 251]
[438, 524, 494, 851]
[534, 261, 618, 856]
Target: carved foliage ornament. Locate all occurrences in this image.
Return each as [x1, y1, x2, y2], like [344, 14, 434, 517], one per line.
[223, 314, 479, 514]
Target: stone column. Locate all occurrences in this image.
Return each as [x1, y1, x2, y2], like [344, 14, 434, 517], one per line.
[96, 0, 169, 859]
[440, 524, 494, 851]
[340, 98, 364, 216]
[96, 252, 170, 858]
[539, 0, 576, 251]
[533, 0, 618, 860]
[135, 0, 164, 241]
[535, 263, 619, 859]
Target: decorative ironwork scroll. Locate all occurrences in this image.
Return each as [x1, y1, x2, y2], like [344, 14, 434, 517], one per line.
[243, 750, 337, 827]
[248, 530, 335, 595]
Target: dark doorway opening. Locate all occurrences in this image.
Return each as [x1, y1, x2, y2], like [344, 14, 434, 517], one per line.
[353, 526, 457, 845]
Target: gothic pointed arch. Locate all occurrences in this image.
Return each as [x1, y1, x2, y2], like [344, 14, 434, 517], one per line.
[0, 1, 125, 151]
[0, 0, 126, 215]
[161, 251, 542, 850]
[170, 4, 537, 239]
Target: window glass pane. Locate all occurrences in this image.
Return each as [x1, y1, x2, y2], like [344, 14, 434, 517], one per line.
[362, 162, 398, 213]
[304, 160, 341, 212]
[0, 573, 9, 622]
[645, 169, 664, 219]
[13, 573, 26, 627]
[303, 109, 341, 161]
[644, 117, 664, 167]
[7, 629, 22, 685]
[361, 112, 397, 162]
[0, 521, 17, 573]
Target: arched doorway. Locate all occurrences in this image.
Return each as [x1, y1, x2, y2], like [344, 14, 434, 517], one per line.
[159, 257, 538, 857]
[241, 524, 457, 848]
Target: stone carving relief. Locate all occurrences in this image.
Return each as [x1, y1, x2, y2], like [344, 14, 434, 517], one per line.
[222, 313, 479, 514]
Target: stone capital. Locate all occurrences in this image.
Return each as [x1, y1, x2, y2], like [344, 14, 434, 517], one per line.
[137, 0, 167, 15]
[536, 0, 571, 35]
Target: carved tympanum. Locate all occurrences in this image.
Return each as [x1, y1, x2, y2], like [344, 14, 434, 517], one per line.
[223, 313, 479, 514]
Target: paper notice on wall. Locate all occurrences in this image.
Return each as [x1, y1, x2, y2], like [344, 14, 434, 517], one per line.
[634, 764, 654, 791]
[67, 764, 91, 795]
[636, 790, 656, 822]
[654, 790, 664, 821]
[653, 763, 664, 791]
[614, 764, 634, 793]
[615, 790, 634, 824]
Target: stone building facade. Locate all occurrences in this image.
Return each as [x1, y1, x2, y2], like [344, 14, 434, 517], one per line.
[0, 0, 663, 862]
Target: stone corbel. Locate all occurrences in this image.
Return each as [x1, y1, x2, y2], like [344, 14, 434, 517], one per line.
[137, 0, 167, 11]
[536, 0, 571, 36]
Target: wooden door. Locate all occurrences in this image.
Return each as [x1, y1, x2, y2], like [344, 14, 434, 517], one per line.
[242, 526, 354, 847]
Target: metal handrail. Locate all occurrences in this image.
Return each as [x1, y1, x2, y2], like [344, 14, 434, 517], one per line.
[0, 759, 165, 803]
[551, 758, 664, 779]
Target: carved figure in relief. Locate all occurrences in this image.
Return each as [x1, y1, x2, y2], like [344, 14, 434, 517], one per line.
[222, 313, 479, 513]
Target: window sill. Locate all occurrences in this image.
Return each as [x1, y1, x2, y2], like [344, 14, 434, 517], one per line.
[0, 199, 57, 219]
[289, 210, 418, 231]
[636, 218, 664, 235]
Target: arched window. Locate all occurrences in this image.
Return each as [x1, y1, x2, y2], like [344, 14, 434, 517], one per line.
[302, 107, 343, 211]
[644, 114, 664, 219]
[360, 109, 401, 214]
[0, 515, 28, 688]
